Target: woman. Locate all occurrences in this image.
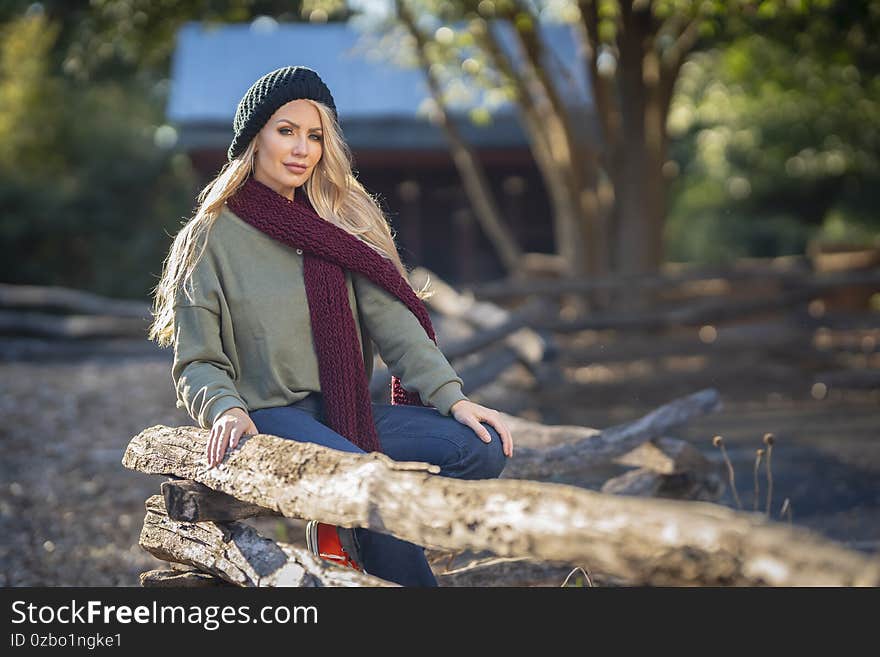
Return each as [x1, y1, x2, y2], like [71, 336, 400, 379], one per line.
[148, 66, 514, 587]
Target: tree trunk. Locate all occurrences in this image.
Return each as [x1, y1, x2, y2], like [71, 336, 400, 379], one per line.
[396, 0, 524, 276]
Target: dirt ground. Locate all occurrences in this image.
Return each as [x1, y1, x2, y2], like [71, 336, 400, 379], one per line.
[1, 322, 878, 587]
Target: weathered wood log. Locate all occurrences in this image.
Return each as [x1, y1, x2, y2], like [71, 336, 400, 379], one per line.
[139, 568, 232, 587]
[140, 495, 395, 587]
[0, 336, 165, 361]
[528, 269, 880, 333]
[465, 257, 877, 300]
[370, 342, 522, 400]
[161, 478, 281, 522]
[562, 321, 815, 365]
[143, 527, 597, 587]
[0, 282, 150, 317]
[615, 437, 716, 475]
[795, 309, 880, 330]
[0, 309, 148, 339]
[123, 417, 880, 586]
[600, 467, 724, 502]
[533, 288, 817, 332]
[464, 256, 864, 301]
[499, 389, 722, 479]
[455, 344, 523, 393]
[410, 267, 552, 366]
[813, 369, 880, 389]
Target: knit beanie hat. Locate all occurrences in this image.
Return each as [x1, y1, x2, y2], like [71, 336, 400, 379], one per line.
[227, 66, 338, 162]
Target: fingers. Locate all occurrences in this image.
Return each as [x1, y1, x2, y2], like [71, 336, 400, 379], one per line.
[493, 418, 514, 458]
[205, 426, 216, 467]
[485, 417, 514, 458]
[206, 422, 245, 468]
[463, 416, 493, 444]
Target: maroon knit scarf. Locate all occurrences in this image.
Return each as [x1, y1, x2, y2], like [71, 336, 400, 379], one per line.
[226, 175, 436, 454]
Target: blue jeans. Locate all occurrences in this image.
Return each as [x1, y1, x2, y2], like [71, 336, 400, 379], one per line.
[249, 392, 507, 587]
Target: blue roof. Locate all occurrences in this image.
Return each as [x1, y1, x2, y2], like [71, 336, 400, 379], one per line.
[167, 19, 594, 149]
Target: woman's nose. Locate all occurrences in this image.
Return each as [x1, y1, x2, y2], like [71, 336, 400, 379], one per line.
[292, 137, 308, 155]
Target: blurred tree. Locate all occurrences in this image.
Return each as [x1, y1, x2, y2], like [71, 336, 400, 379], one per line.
[2, 0, 877, 300]
[329, 0, 877, 286]
[0, 1, 358, 299]
[0, 9, 199, 297]
[0, 1, 336, 81]
[666, 0, 880, 263]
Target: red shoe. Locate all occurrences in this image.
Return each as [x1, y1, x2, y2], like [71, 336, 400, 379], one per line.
[305, 520, 364, 572]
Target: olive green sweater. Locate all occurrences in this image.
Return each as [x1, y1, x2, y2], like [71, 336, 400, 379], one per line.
[172, 204, 469, 430]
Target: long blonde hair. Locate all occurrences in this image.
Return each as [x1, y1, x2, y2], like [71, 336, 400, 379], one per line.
[148, 100, 432, 348]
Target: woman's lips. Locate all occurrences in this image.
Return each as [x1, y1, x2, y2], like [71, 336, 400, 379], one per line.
[284, 163, 307, 173]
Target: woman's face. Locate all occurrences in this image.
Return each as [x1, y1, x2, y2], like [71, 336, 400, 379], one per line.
[253, 99, 324, 200]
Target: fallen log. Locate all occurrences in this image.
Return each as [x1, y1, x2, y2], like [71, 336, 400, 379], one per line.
[0, 309, 148, 339]
[615, 437, 717, 475]
[498, 389, 722, 480]
[0, 282, 150, 317]
[140, 495, 395, 587]
[161, 478, 280, 522]
[455, 344, 523, 393]
[464, 256, 866, 302]
[813, 369, 880, 390]
[139, 568, 231, 588]
[370, 342, 522, 401]
[410, 266, 552, 368]
[561, 321, 815, 365]
[600, 467, 723, 502]
[123, 416, 880, 586]
[530, 269, 880, 333]
[0, 336, 164, 361]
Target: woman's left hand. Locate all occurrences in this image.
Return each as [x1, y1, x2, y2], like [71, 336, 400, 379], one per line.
[450, 399, 514, 458]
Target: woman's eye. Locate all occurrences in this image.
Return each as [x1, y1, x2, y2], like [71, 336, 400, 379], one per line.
[279, 128, 322, 142]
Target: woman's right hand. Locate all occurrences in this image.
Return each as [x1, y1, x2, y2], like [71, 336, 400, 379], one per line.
[206, 407, 258, 468]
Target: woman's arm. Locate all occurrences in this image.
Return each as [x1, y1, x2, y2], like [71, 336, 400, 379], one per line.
[172, 303, 248, 430]
[171, 249, 247, 430]
[352, 272, 468, 416]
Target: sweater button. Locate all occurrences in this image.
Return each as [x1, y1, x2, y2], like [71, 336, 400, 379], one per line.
[296, 248, 303, 255]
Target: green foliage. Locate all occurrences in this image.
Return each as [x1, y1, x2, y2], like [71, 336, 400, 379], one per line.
[665, 1, 880, 262]
[0, 10, 198, 299]
[0, 1, 365, 300]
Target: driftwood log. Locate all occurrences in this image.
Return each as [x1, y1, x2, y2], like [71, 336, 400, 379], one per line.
[122, 415, 880, 586]
[369, 268, 555, 401]
[370, 341, 522, 402]
[562, 320, 816, 364]
[464, 257, 873, 301]
[0, 282, 150, 317]
[141, 511, 598, 587]
[498, 388, 722, 479]
[526, 269, 880, 332]
[0, 309, 148, 339]
[141, 494, 395, 587]
[600, 467, 722, 501]
[413, 266, 560, 385]
[139, 567, 231, 588]
[161, 478, 282, 522]
[410, 266, 552, 367]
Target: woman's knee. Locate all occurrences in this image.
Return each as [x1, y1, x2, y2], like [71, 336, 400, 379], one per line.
[479, 423, 508, 478]
[451, 422, 507, 480]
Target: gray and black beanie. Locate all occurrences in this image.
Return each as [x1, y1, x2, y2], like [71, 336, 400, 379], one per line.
[227, 65, 337, 162]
